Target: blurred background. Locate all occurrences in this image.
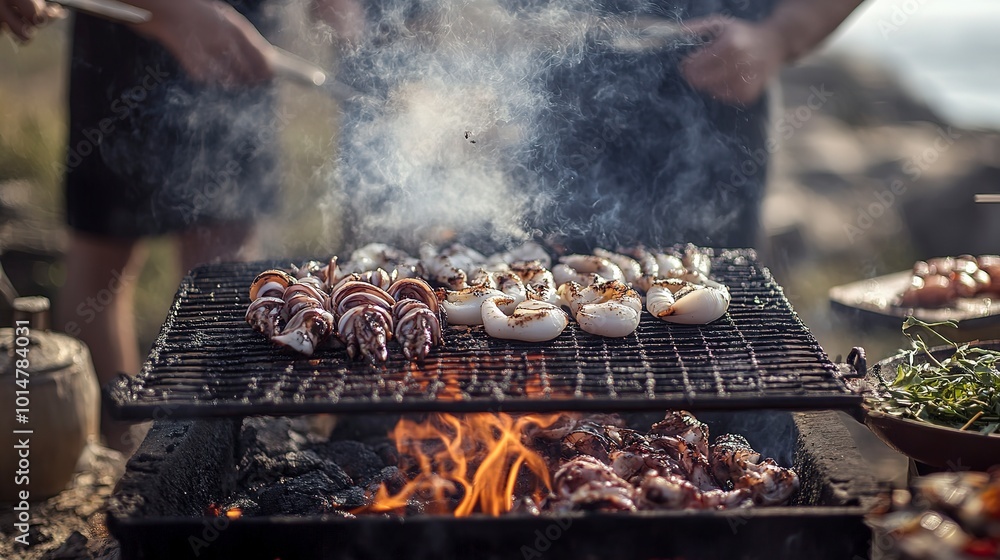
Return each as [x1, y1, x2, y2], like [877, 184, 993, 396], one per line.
[1, 1, 998, 402]
[2, 1, 1000, 557]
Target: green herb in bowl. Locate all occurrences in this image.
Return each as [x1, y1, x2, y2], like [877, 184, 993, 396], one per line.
[867, 317, 1000, 435]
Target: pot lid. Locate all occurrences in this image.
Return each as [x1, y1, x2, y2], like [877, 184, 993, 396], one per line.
[0, 328, 86, 375]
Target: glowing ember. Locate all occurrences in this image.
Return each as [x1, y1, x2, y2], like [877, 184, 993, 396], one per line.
[357, 412, 560, 516]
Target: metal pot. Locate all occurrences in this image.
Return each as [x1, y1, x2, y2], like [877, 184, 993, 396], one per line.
[0, 326, 100, 501]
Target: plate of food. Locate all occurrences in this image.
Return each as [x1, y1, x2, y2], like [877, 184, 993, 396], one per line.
[850, 318, 1000, 470]
[867, 470, 1000, 559]
[830, 255, 1000, 330]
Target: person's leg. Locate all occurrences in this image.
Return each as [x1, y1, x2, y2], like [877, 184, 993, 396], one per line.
[55, 231, 148, 453]
[177, 222, 259, 273]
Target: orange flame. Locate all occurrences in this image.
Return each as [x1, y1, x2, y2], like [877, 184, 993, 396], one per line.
[357, 412, 560, 516]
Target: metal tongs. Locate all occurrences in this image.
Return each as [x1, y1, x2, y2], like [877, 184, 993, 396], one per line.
[50, 0, 151, 23]
[51, 0, 366, 104]
[267, 47, 368, 105]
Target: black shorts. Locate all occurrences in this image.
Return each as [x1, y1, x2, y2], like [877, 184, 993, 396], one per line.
[65, 8, 280, 239]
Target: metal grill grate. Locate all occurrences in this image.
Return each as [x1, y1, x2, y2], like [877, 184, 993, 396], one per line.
[107, 250, 859, 419]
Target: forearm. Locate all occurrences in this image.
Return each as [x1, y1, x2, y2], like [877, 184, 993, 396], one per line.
[114, 0, 273, 85]
[763, 0, 865, 64]
[121, 0, 195, 39]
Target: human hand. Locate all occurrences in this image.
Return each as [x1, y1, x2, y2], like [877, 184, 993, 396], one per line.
[133, 0, 273, 87]
[0, 0, 63, 42]
[680, 16, 788, 106]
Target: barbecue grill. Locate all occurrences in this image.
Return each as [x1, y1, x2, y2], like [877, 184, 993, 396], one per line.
[108, 411, 881, 560]
[106, 249, 859, 418]
[105, 248, 877, 559]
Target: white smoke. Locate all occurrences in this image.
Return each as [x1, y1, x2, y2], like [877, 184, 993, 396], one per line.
[326, 0, 759, 253]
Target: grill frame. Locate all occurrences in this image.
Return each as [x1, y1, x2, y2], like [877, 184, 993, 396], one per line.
[107, 250, 860, 420]
[106, 411, 882, 560]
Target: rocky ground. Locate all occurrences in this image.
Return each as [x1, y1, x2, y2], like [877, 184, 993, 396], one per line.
[0, 444, 124, 560]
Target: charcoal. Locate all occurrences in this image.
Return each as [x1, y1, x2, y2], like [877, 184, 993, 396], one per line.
[363, 466, 406, 494]
[311, 440, 385, 482]
[404, 500, 426, 516]
[254, 470, 353, 515]
[329, 485, 368, 510]
[223, 497, 260, 517]
[276, 450, 324, 477]
[239, 417, 301, 461]
[366, 439, 400, 467]
[255, 486, 332, 515]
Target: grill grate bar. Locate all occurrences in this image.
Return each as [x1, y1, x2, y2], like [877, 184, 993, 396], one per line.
[108, 250, 859, 419]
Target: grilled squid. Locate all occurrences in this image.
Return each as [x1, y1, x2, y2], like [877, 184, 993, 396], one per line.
[330, 281, 395, 316]
[331, 281, 395, 363]
[349, 243, 412, 272]
[709, 434, 798, 506]
[282, 282, 328, 308]
[245, 296, 286, 338]
[312, 256, 356, 292]
[646, 279, 730, 325]
[388, 278, 444, 362]
[594, 248, 643, 286]
[271, 307, 336, 356]
[337, 304, 393, 363]
[510, 260, 560, 306]
[708, 434, 761, 483]
[392, 299, 442, 362]
[480, 295, 569, 342]
[439, 243, 488, 273]
[733, 459, 800, 506]
[558, 280, 642, 338]
[651, 411, 711, 458]
[609, 444, 685, 483]
[551, 455, 637, 512]
[359, 268, 394, 292]
[653, 253, 686, 279]
[467, 267, 498, 289]
[553, 255, 625, 287]
[494, 270, 528, 307]
[682, 244, 713, 277]
[652, 436, 719, 492]
[249, 269, 295, 301]
[387, 278, 439, 311]
[418, 253, 469, 290]
[637, 473, 749, 510]
[438, 285, 507, 326]
[417, 243, 490, 290]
